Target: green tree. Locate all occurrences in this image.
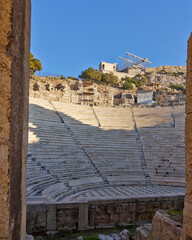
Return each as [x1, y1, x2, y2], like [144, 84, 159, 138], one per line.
[101, 73, 118, 85]
[30, 52, 42, 74]
[79, 67, 102, 82]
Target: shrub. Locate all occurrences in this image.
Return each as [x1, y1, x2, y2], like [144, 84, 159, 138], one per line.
[60, 75, 66, 79]
[169, 210, 183, 217]
[157, 70, 166, 74]
[172, 72, 185, 77]
[129, 75, 149, 87]
[134, 74, 142, 78]
[169, 84, 186, 94]
[140, 76, 148, 86]
[68, 76, 79, 80]
[122, 77, 139, 87]
[123, 81, 133, 90]
[161, 71, 185, 77]
[129, 233, 134, 240]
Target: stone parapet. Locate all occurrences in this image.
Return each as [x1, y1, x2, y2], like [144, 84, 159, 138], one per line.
[26, 195, 184, 234]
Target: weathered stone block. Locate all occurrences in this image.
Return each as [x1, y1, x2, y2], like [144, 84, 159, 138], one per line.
[135, 211, 183, 240]
[109, 214, 118, 224]
[116, 204, 123, 214]
[137, 212, 152, 221]
[35, 212, 46, 231]
[98, 234, 113, 240]
[119, 229, 130, 240]
[106, 205, 115, 214]
[145, 203, 154, 212]
[88, 206, 95, 228]
[26, 234, 34, 240]
[47, 205, 56, 231]
[111, 233, 121, 240]
[183, 200, 192, 238]
[137, 203, 146, 213]
[56, 208, 78, 230]
[78, 202, 88, 230]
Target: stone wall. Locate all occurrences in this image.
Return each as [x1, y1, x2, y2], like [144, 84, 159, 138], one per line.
[29, 76, 124, 106]
[0, 0, 31, 239]
[101, 69, 143, 79]
[183, 33, 192, 239]
[145, 66, 186, 74]
[26, 195, 184, 234]
[113, 69, 143, 79]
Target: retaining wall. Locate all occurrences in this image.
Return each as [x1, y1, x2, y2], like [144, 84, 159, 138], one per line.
[26, 195, 184, 234]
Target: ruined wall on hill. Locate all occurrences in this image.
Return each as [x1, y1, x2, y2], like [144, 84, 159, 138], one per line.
[145, 65, 186, 74]
[29, 76, 118, 106]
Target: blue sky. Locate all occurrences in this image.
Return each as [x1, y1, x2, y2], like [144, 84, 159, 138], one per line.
[31, 0, 192, 77]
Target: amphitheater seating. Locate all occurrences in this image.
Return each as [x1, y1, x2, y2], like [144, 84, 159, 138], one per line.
[27, 98, 101, 197]
[133, 107, 174, 128]
[53, 103, 145, 185]
[27, 155, 57, 196]
[92, 106, 134, 129]
[52, 101, 98, 126]
[133, 106, 185, 186]
[27, 98, 185, 201]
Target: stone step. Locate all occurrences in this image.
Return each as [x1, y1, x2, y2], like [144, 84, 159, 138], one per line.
[27, 175, 53, 185]
[27, 179, 56, 196]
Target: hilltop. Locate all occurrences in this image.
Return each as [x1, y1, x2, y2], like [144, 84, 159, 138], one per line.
[30, 65, 186, 106]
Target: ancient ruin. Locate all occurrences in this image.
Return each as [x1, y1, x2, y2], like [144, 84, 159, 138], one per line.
[30, 64, 186, 108]
[26, 97, 185, 233]
[0, 1, 192, 239]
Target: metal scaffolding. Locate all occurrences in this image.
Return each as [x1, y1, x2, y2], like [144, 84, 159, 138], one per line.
[116, 52, 152, 72]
